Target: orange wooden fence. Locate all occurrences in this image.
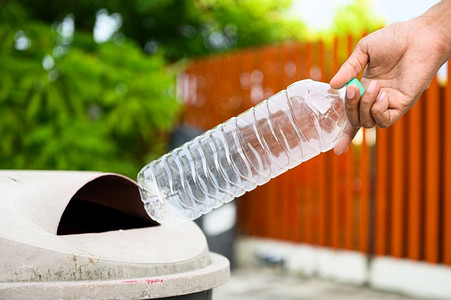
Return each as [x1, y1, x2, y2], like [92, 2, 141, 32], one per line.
[178, 38, 451, 266]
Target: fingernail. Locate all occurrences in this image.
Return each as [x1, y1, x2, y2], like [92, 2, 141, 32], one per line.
[346, 86, 355, 99]
[367, 80, 377, 93]
[376, 91, 386, 102]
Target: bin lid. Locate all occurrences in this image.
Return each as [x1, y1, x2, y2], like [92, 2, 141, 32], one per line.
[0, 171, 229, 299]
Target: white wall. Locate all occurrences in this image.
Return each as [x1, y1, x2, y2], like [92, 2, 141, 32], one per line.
[237, 237, 451, 299]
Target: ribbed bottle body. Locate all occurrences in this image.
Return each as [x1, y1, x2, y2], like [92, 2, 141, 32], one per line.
[138, 79, 347, 225]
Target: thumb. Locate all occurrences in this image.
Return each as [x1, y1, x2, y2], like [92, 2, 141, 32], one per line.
[334, 123, 360, 155]
[330, 40, 369, 89]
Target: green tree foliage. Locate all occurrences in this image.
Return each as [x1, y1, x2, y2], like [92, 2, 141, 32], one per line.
[16, 0, 306, 60]
[0, 3, 178, 176]
[306, 0, 384, 42]
[1, 0, 306, 176]
[333, 0, 384, 36]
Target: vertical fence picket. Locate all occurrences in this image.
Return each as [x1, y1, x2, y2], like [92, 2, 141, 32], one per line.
[187, 62, 197, 126]
[302, 41, 316, 245]
[230, 53, 243, 118]
[425, 77, 440, 263]
[391, 113, 406, 258]
[259, 45, 280, 239]
[292, 44, 308, 242]
[444, 63, 451, 265]
[204, 58, 214, 130]
[317, 40, 328, 247]
[407, 96, 423, 261]
[179, 68, 189, 125]
[359, 129, 370, 253]
[344, 35, 354, 250]
[199, 60, 208, 128]
[223, 55, 235, 122]
[278, 44, 289, 241]
[288, 44, 303, 242]
[305, 40, 323, 246]
[209, 56, 219, 126]
[246, 48, 261, 238]
[375, 126, 388, 255]
[331, 37, 341, 249]
[280, 43, 298, 241]
[234, 52, 246, 236]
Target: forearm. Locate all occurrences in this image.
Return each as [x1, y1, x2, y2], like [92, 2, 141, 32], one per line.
[417, 0, 451, 61]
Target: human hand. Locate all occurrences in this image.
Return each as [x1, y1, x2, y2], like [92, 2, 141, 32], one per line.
[331, 1, 451, 155]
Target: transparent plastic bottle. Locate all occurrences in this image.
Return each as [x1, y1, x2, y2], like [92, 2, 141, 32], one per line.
[138, 79, 364, 225]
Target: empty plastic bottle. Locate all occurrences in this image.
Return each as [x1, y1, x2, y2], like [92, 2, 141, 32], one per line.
[138, 78, 364, 225]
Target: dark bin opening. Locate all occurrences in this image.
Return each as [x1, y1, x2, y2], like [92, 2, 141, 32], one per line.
[58, 175, 158, 235]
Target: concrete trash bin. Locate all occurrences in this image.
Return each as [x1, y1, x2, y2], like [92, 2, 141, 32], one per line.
[0, 171, 229, 299]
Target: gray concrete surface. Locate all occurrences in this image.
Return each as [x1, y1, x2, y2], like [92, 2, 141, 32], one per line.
[214, 269, 416, 300]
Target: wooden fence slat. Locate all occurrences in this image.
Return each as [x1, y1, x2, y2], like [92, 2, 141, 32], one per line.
[291, 166, 302, 242]
[239, 50, 253, 109]
[375, 127, 388, 255]
[331, 37, 340, 249]
[444, 64, 451, 265]
[200, 60, 208, 128]
[425, 77, 440, 263]
[344, 35, 354, 250]
[318, 40, 328, 247]
[284, 43, 303, 242]
[279, 44, 293, 241]
[188, 62, 198, 126]
[298, 42, 309, 244]
[391, 114, 406, 258]
[358, 30, 371, 253]
[298, 161, 309, 243]
[224, 55, 235, 122]
[228, 54, 241, 126]
[205, 58, 214, 129]
[298, 41, 311, 243]
[201, 59, 211, 129]
[359, 129, 370, 253]
[407, 96, 423, 261]
[259, 46, 280, 239]
[237, 51, 253, 236]
[254, 48, 269, 238]
[196, 61, 204, 127]
[331, 153, 340, 248]
[303, 42, 315, 245]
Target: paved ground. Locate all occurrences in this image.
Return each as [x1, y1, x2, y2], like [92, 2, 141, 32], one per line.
[214, 269, 416, 300]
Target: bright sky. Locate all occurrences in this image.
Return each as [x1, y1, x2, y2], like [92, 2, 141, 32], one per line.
[292, 0, 441, 30]
[291, 0, 447, 81]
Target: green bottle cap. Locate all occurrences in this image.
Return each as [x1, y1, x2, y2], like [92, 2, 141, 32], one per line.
[345, 78, 365, 96]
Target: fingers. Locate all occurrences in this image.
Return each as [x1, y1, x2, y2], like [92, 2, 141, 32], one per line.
[334, 88, 404, 156]
[359, 80, 381, 128]
[345, 80, 381, 129]
[330, 40, 369, 89]
[334, 123, 360, 155]
[345, 84, 361, 127]
[335, 80, 382, 156]
[371, 90, 402, 128]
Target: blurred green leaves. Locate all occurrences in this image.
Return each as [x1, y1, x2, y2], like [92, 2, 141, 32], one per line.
[15, 0, 306, 61]
[196, 0, 305, 51]
[0, 3, 178, 177]
[333, 0, 384, 36]
[1, 0, 309, 177]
